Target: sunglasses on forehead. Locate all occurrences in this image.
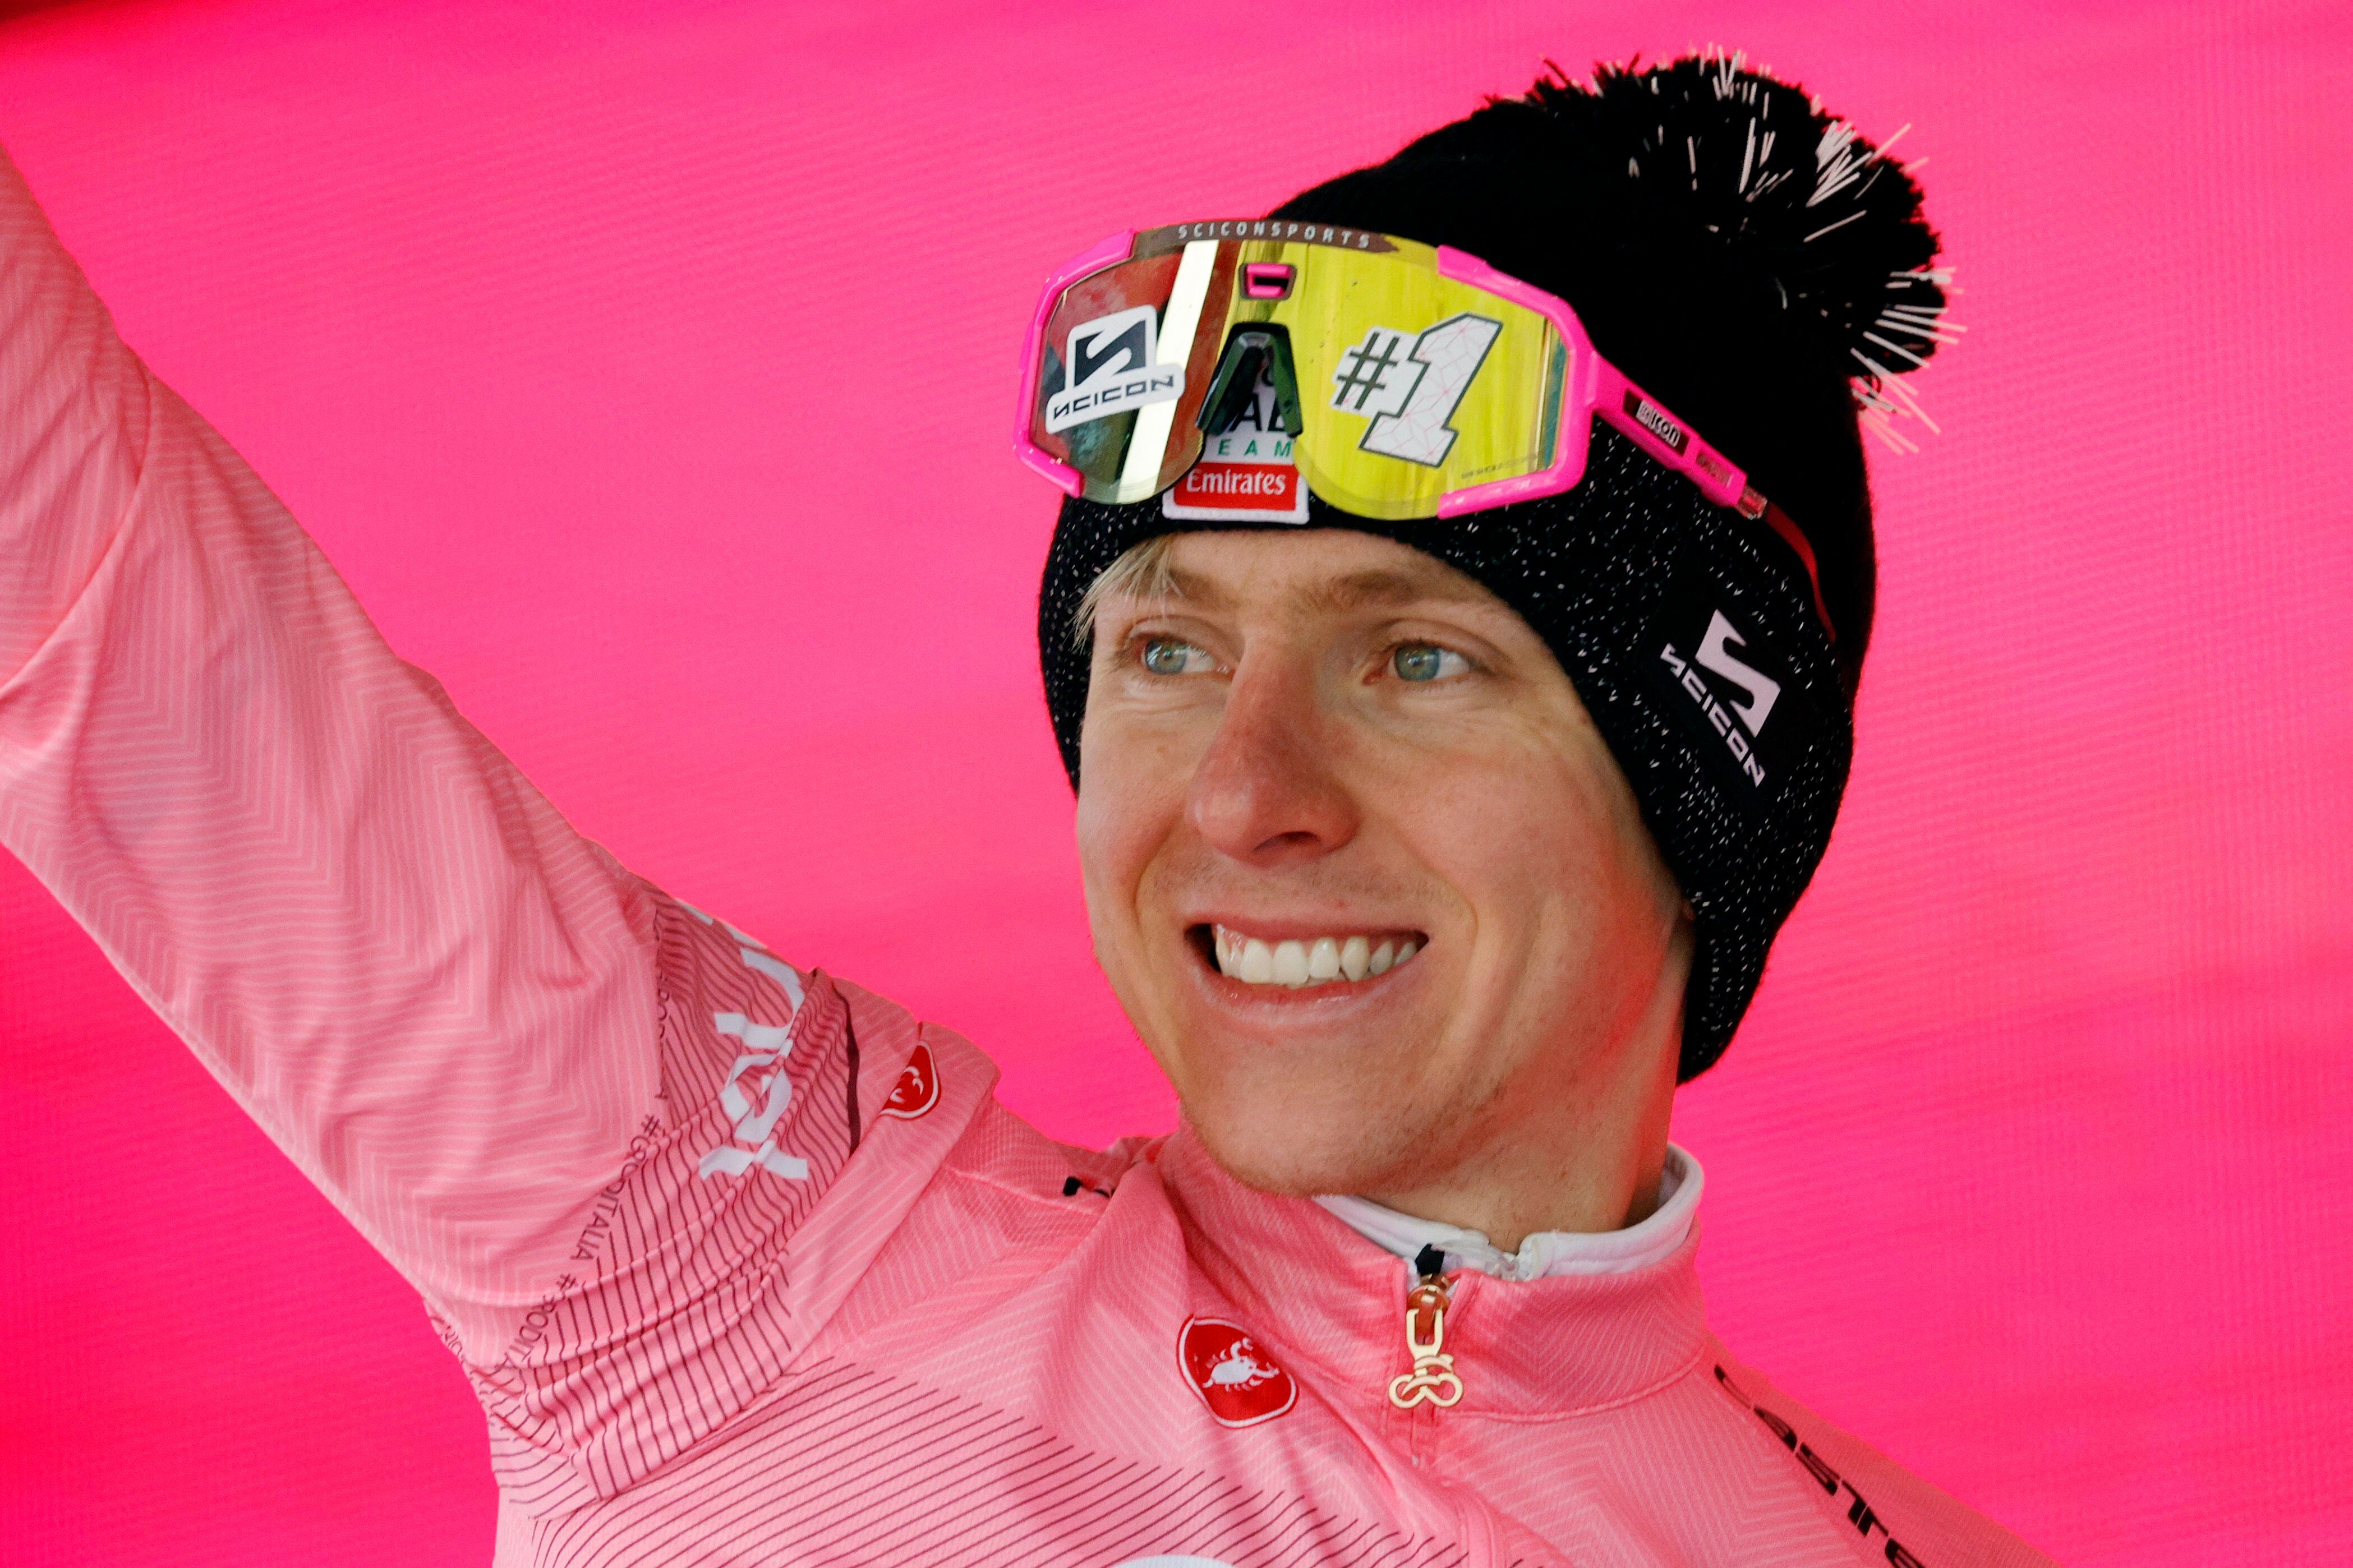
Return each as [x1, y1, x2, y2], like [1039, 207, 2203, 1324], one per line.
[1014, 220, 1832, 638]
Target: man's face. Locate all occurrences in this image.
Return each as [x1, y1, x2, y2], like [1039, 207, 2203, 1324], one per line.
[1078, 528, 1692, 1208]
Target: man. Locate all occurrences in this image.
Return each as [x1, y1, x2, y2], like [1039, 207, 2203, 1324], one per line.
[1, 50, 2050, 1568]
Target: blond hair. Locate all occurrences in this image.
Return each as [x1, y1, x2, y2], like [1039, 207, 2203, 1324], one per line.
[1070, 534, 1182, 649]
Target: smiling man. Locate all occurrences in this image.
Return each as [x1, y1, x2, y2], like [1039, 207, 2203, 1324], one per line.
[1075, 531, 1690, 1246]
[1, 53, 2052, 1568]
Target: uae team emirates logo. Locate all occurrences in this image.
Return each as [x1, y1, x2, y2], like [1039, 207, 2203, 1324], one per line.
[1178, 1317, 1297, 1427]
[880, 1041, 939, 1119]
[1166, 458, 1302, 513]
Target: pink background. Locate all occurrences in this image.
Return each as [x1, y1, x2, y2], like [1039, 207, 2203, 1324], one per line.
[2, 1, 2348, 1562]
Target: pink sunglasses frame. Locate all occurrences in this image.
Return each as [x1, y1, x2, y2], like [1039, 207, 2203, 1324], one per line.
[1014, 225, 1762, 520]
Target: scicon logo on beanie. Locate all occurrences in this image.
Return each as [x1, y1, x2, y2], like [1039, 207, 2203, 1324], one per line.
[1643, 565, 1824, 812]
[1691, 613, 1781, 736]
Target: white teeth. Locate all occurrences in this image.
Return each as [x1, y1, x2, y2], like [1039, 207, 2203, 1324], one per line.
[1209, 925, 1421, 989]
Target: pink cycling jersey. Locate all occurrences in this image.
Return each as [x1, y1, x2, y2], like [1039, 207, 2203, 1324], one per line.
[0, 147, 2054, 1568]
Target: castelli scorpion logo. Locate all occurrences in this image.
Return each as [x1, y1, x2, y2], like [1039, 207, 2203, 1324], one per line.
[880, 1040, 939, 1119]
[1178, 1317, 1297, 1427]
[1207, 1346, 1280, 1391]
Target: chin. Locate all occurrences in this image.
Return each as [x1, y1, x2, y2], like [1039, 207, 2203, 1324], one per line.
[1179, 1083, 1419, 1200]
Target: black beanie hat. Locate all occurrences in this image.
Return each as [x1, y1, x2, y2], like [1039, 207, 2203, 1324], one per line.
[1035, 53, 1949, 1078]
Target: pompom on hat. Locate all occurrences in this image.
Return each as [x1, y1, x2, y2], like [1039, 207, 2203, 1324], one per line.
[1035, 50, 1957, 1078]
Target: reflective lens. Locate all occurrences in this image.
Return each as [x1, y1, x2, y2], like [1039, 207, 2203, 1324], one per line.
[1029, 230, 1571, 519]
[1033, 241, 1228, 505]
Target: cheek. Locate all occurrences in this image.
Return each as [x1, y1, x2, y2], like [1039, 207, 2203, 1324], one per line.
[1394, 726, 1643, 965]
[1074, 709, 1191, 938]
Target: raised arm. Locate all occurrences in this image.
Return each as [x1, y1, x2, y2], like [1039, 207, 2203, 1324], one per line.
[0, 144, 670, 1340]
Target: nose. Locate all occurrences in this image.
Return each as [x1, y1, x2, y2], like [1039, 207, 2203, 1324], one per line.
[1184, 657, 1359, 868]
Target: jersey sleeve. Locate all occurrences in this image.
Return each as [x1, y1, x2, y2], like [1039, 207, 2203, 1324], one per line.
[0, 139, 676, 1325]
[0, 144, 976, 1506]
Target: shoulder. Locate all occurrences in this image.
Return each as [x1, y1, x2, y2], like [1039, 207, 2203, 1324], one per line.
[799, 961, 1139, 1241]
[1707, 1345, 2059, 1568]
[781, 994, 1168, 1366]
[902, 1021, 1138, 1213]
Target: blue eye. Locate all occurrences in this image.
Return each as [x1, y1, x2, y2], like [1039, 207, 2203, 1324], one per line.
[1141, 637, 1208, 675]
[1392, 643, 1465, 682]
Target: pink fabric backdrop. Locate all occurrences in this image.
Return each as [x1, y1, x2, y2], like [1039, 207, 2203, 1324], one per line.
[2, 1, 2347, 1562]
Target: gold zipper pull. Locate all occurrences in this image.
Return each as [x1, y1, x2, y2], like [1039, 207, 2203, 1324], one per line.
[1387, 1244, 1465, 1409]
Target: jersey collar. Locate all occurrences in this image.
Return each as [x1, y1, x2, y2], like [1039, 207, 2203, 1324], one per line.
[1152, 1127, 1711, 1417]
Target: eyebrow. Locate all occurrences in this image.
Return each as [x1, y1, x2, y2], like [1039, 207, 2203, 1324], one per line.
[1290, 567, 1491, 615]
[1145, 565, 1494, 617]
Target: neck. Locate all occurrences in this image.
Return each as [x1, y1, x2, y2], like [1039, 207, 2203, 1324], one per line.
[1360, 1071, 1674, 1250]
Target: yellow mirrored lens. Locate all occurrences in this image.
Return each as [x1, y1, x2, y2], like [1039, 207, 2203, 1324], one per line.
[1219, 238, 1564, 520]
